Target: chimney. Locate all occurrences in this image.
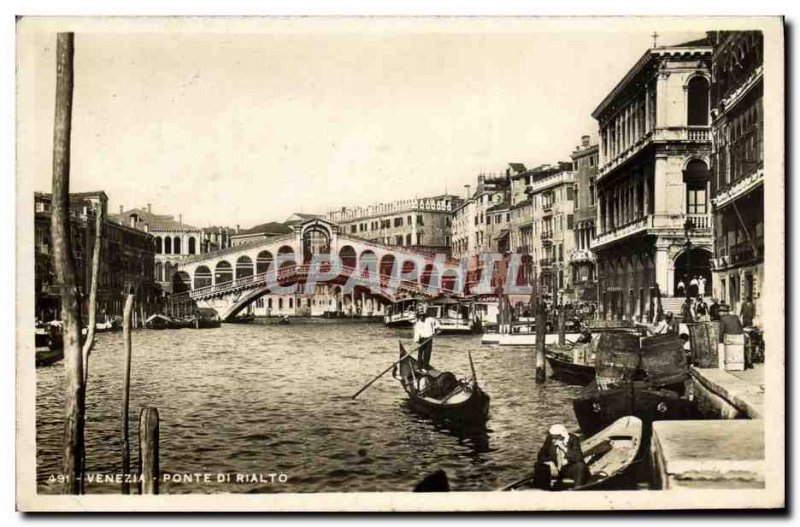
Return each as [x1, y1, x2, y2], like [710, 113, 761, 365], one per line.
[464, 185, 471, 199]
[147, 203, 152, 213]
[179, 214, 183, 226]
[581, 135, 590, 148]
[236, 224, 240, 233]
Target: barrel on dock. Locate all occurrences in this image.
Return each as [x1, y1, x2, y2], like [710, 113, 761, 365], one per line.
[594, 333, 640, 390]
[640, 334, 688, 387]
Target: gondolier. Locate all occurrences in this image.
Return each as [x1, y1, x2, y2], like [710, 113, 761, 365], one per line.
[413, 310, 440, 370]
[533, 424, 590, 490]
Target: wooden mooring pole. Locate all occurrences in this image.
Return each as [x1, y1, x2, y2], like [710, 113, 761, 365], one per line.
[120, 293, 135, 494]
[138, 407, 160, 494]
[51, 31, 85, 494]
[558, 305, 566, 346]
[535, 302, 547, 383]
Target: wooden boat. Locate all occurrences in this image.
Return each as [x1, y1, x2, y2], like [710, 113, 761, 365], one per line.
[426, 298, 478, 334]
[546, 351, 596, 385]
[227, 313, 255, 324]
[384, 298, 419, 328]
[394, 342, 490, 428]
[500, 416, 643, 491]
[145, 314, 195, 330]
[573, 380, 697, 450]
[277, 315, 291, 325]
[36, 346, 65, 367]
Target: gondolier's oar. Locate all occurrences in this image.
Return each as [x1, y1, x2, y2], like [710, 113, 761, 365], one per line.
[467, 349, 478, 387]
[350, 335, 435, 400]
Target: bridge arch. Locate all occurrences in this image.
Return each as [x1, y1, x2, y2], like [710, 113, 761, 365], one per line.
[215, 260, 233, 284]
[236, 255, 254, 279]
[440, 269, 461, 294]
[256, 250, 274, 274]
[302, 223, 332, 263]
[339, 245, 356, 269]
[194, 265, 212, 289]
[421, 263, 439, 292]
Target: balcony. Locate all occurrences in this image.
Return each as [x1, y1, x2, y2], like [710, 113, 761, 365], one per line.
[539, 258, 553, 268]
[592, 213, 712, 250]
[540, 230, 553, 243]
[568, 249, 596, 264]
[712, 167, 764, 211]
[599, 126, 711, 182]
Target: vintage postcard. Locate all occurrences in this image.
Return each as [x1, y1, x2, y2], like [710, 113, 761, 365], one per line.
[15, 16, 785, 511]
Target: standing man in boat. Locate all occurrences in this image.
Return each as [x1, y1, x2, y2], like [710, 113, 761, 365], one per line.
[413, 310, 440, 371]
[533, 424, 590, 490]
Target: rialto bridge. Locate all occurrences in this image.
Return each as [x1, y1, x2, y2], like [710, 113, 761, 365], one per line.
[165, 218, 484, 320]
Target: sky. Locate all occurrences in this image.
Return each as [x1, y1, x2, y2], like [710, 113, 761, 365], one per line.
[18, 18, 704, 229]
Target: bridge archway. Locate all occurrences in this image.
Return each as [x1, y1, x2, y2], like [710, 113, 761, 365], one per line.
[236, 255, 254, 279]
[302, 223, 331, 263]
[215, 260, 233, 285]
[441, 269, 460, 294]
[380, 254, 396, 286]
[256, 250, 274, 274]
[359, 250, 378, 279]
[339, 245, 356, 269]
[421, 264, 439, 292]
[194, 265, 212, 288]
[173, 271, 191, 293]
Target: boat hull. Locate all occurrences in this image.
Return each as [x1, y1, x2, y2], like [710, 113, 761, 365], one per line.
[546, 354, 595, 385]
[36, 346, 64, 367]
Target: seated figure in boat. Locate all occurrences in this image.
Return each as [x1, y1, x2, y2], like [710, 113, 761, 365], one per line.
[533, 424, 590, 490]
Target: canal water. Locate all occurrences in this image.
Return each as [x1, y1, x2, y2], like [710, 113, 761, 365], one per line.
[36, 322, 583, 494]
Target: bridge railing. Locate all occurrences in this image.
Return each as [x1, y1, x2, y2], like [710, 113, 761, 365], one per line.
[177, 233, 297, 266]
[179, 260, 471, 302]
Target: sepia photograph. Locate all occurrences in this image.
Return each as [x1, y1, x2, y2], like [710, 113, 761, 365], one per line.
[14, 15, 784, 512]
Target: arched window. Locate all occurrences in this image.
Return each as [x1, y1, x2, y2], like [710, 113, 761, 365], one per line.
[174, 236, 182, 255]
[164, 237, 172, 254]
[155, 236, 163, 254]
[687, 77, 710, 126]
[188, 237, 196, 255]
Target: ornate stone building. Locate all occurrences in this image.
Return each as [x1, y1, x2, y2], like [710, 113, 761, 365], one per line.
[569, 135, 599, 303]
[591, 38, 713, 321]
[708, 30, 764, 325]
[110, 205, 233, 293]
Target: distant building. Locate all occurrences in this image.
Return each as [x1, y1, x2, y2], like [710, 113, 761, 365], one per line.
[708, 30, 764, 325]
[508, 162, 575, 302]
[591, 38, 713, 321]
[110, 205, 233, 293]
[35, 191, 158, 322]
[326, 195, 461, 255]
[569, 135, 600, 303]
[229, 221, 294, 247]
[450, 172, 512, 261]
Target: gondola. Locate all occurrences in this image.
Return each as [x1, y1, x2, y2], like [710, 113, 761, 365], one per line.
[499, 416, 643, 491]
[394, 342, 490, 428]
[36, 346, 65, 367]
[546, 352, 596, 385]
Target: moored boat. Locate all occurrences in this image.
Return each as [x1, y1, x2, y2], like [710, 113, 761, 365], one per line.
[426, 298, 479, 334]
[394, 342, 490, 428]
[384, 298, 419, 328]
[227, 313, 255, 324]
[546, 351, 596, 385]
[500, 416, 643, 491]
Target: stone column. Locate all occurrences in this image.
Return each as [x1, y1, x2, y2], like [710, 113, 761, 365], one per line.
[653, 154, 669, 215]
[654, 241, 671, 297]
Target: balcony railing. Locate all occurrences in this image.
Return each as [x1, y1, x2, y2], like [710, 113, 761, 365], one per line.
[540, 231, 553, 241]
[599, 126, 711, 181]
[592, 213, 712, 249]
[539, 258, 553, 268]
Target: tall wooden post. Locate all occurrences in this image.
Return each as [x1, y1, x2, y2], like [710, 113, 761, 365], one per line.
[535, 302, 547, 383]
[138, 407, 160, 494]
[558, 306, 566, 345]
[120, 294, 135, 494]
[51, 32, 84, 494]
[82, 196, 105, 385]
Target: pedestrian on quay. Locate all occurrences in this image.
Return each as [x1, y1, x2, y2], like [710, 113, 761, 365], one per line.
[698, 275, 707, 297]
[533, 424, 590, 490]
[413, 310, 440, 371]
[689, 275, 700, 297]
[636, 311, 674, 336]
[695, 296, 709, 321]
[740, 296, 756, 328]
[676, 278, 686, 297]
[681, 297, 695, 323]
[709, 298, 721, 321]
